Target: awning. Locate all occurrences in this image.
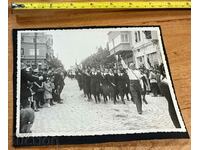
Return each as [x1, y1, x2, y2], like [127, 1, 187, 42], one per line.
[107, 50, 133, 58]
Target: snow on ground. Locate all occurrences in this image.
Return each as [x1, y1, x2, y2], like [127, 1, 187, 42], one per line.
[31, 77, 175, 134]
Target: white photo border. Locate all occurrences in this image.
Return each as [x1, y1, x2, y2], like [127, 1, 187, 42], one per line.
[13, 26, 189, 145]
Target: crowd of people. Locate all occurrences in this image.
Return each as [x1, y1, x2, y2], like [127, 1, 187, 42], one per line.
[19, 56, 181, 134]
[19, 62, 66, 133]
[72, 56, 181, 128]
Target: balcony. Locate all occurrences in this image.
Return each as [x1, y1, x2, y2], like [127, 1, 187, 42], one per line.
[109, 43, 132, 56]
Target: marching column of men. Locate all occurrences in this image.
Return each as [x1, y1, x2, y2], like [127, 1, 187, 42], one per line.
[74, 56, 151, 113]
[76, 68, 125, 104]
[73, 56, 181, 128]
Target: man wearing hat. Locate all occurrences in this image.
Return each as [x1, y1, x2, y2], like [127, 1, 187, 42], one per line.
[120, 57, 143, 114]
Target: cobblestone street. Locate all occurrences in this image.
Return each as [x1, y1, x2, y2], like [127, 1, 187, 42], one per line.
[31, 77, 175, 134]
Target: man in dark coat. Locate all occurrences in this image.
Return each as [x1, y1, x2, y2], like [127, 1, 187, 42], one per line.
[20, 67, 43, 108]
[158, 67, 181, 128]
[20, 64, 43, 133]
[90, 68, 97, 103]
[107, 69, 117, 104]
[90, 68, 101, 103]
[101, 68, 110, 103]
[95, 68, 102, 102]
[54, 72, 65, 103]
[122, 69, 131, 101]
[84, 69, 91, 100]
[159, 79, 181, 128]
[114, 69, 120, 101]
[116, 69, 126, 104]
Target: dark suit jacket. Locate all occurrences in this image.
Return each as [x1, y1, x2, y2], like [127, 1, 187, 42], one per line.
[20, 69, 38, 108]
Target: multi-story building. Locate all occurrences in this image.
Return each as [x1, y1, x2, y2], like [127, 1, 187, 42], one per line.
[107, 31, 135, 66]
[21, 32, 53, 69]
[107, 30, 162, 69]
[131, 30, 162, 68]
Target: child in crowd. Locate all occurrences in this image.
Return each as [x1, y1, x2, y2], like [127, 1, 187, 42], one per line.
[43, 77, 53, 107]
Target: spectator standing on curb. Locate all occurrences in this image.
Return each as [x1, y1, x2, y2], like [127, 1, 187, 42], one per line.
[20, 63, 43, 133]
[43, 77, 53, 108]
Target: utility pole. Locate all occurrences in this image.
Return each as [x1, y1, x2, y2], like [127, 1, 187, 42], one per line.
[34, 33, 37, 68]
[112, 39, 118, 69]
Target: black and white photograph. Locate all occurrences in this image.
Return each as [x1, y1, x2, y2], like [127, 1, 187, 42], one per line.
[13, 27, 188, 146]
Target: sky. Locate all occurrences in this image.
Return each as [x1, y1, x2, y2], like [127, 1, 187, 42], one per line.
[50, 29, 109, 69]
[43, 27, 160, 70]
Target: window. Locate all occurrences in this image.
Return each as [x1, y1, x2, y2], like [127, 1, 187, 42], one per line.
[135, 32, 137, 42]
[23, 37, 34, 43]
[108, 35, 121, 52]
[21, 37, 24, 42]
[135, 31, 141, 43]
[108, 42, 113, 50]
[138, 31, 141, 41]
[21, 48, 24, 55]
[147, 52, 158, 66]
[121, 34, 129, 43]
[29, 49, 34, 55]
[29, 49, 39, 56]
[144, 31, 152, 39]
[37, 37, 45, 43]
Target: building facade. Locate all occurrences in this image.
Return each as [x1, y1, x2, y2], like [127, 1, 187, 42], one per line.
[107, 31, 134, 66]
[107, 30, 162, 69]
[131, 30, 162, 69]
[21, 32, 53, 69]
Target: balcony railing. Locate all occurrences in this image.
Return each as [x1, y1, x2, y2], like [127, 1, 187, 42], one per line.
[109, 43, 132, 55]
